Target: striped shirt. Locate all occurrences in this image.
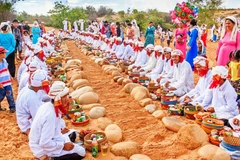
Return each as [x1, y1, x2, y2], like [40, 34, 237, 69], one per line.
[0, 58, 11, 87]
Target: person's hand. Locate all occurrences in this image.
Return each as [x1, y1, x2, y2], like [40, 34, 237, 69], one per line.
[132, 66, 136, 69]
[61, 128, 70, 134]
[169, 87, 176, 91]
[147, 70, 152, 73]
[207, 107, 215, 113]
[233, 118, 239, 125]
[0, 83, 3, 88]
[139, 69, 144, 72]
[164, 81, 170, 88]
[63, 142, 74, 151]
[156, 77, 162, 83]
[137, 66, 141, 70]
[215, 57, 218, 61]
[183, 96, 192, 103]
[187, 46, 191, 51]
[25, 128, 30, 135]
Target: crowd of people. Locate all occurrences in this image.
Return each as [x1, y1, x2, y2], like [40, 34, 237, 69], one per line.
[0, 14, 239, 159]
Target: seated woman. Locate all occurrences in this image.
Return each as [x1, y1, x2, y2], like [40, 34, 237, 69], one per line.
[200, 66, 238, 122]
[179, 56, 212, 105]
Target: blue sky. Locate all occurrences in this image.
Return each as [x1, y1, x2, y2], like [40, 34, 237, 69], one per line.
[14, 0, 239, 15]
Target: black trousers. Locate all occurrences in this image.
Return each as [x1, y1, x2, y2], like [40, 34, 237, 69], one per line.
[52, 153, 84, 160]
[6, 52, 16, 78]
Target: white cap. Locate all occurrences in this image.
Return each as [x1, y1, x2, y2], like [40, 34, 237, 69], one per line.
[34, 46, 43, 54]
[145, 44, 154, 50]
[171, 49, 183, 56]
[154, 45, 163, 52]
[117, 37, 122, 41]
[29, 69, 48, 87]
[164, 47, 172, 53]
[28, 60, 39, 72]
[193, 56, 207, 67]
[138, 42, 144, 47]
[49, 81, 69, 100]
[212, 66, 228, 79]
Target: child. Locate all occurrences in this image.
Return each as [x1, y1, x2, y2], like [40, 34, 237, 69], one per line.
[22, 30, 31, 51]
[197, 40, 206, 57]
[0, 46, 15, 113]
[228, 50, 240, 101]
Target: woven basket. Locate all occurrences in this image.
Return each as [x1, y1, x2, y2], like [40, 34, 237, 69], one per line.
[223, 136, 240, 147]
[168, 107, 184, 116]
[209, 135, 221, 146]
[202, 118, 224, 128]
[67, 108, 83, 118]
[72, 115, 90, 126]
[84, 132, 108, 152]
[184, 105, 201, 120]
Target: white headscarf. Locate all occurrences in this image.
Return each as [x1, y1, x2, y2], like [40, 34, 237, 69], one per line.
[220, 16, 238, 41]
[171, 49, 183, 56]
[33, 21, 39, 27]
[193, 56, 207, 67]
[48, 81, 69, 101]
[29, 69, 48, 87]
[212, 66, 228, 79]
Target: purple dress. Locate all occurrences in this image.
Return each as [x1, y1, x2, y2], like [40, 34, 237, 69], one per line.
[216, 31, 240, 66]
[175, 28, 187, 58]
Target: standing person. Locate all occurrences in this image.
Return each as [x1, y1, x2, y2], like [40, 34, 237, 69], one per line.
[216, 16, 240, 66]
[175, 22, 187, 58]
[0, 46, 16, 113]
[102, 21, 111, 38]
[186, 19, 198, 70]
[132, 20, 140, 41]
[11, 19, 23, 60]
[23, 21, 31, 33]
[63, 18, 68, 31]
[120, 23, 125, 41]
[166, 29, 172, 47]
[29, 81, 86, 159]
[156, 25, 163, 44]
[144, 22, 155, 47]
[39, 22, 46, 36]
[73, 20, 78, 31]
[31, 21, 41, 44]
[116, 22, 121, 37]
[126, 23, 134, 40]
[201, 28, 207, 50]
[0, 23, 16, 78]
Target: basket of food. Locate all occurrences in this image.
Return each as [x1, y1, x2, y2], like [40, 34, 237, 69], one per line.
[184, 104, 202, 120]
[168, 104, 184, 116]
[194, 112, 212, 125]
[161, 93, 177, 110]
[221, 136, 240, 151]
[72, 112, 89, 126]
[84, 132, 108, 151]
[209, 135, 221, 146]
[201, 118, 224, 133]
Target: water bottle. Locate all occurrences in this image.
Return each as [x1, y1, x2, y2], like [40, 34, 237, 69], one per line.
[92, 138, 98, 157]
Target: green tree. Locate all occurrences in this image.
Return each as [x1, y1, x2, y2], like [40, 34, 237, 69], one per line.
[0, 1, 15, 22]
[188, 0, 224, 25]
[118, 10, 125, 19]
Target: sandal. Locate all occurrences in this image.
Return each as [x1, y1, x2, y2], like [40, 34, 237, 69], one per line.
[0, 107, 6, 111]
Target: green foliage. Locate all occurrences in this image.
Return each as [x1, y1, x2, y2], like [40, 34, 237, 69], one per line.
[0, 2, 15, 22]
[48, 2, 87, 28]
[187, 0, 224, 26]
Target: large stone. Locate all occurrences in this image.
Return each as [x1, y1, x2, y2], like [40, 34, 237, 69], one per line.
[105, 124, 122, 143]
[69, 74, 82, 85]
[152, 110, 167, 120]
[130, 154, 152, 160]
[139, 98, 153, 107]
[122, 79, 132, 86]
[81, 103, 101, 110]
[162, 117, 186, 132]
[111, 141, 140, 158]
[89, 107, 105, 119]
[72, 79, 89, 89]
[113, 76, 123, 82]
[78, 92, 99, 105]
[117, 77, 125, 85]
[78, 71, 87, 79]
[145, 104, 157, 113]
[97, 117, 113, 130]
[197, 144, 230, 160]
[123, 83, 140, 94]
[66, 59, 82, 66]
[112, 70, 122, 78]
[177, 124, 209, 150]
[70, 86, 93, 99]
[130, 86, 150, 101]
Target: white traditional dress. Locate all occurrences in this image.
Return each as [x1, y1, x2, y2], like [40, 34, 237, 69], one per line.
[139, 52, 157, 74]
[29, 102, 86, 158]
[179, 70, 212, 105]
[159, 58, 174, 85]
[16, 87, 43, 133]
[62, 20, 68, 31]
[200, 80, 238, 119]
[167, 60, 194, 96]
[129, 49, 149, 70]
[120, 45, 134, 60]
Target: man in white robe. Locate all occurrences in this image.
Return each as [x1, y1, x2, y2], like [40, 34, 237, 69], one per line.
[157, 47, 174, 85]
[145, 45, 165, 82]
[200, 66, 238, 120]
[139, 44, 157, 75]
[32, 46, 48, 72]
[179, 56, 212, 105]
[120, 40, 134, 60]
[73, 20, 78, 31]
[29, 81, 85, 159]
[129, 42, 148, 70]
[164, 49, 194, 96]
[62, 18, 68, 31]
[16, 69, 49, 135]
